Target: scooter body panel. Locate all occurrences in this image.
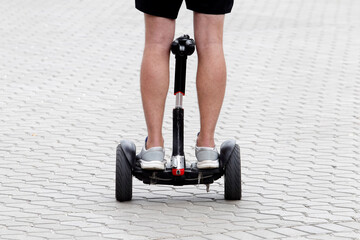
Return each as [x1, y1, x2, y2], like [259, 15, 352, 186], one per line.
[219, 139, 237, 169]
[120, 140, 136, 168]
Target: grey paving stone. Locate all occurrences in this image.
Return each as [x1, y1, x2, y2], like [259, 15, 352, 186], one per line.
[246, 229, 287, 239]
[4, 236, 47, 240]
[101, 234, 144, 240]
[315, 223, 355, 233]
[270, 227, 309, 238]
[176, 236, 209, 240]
[204, 233, 240, 240]
[223, 231, 264, 240]
[306, 234, 353, 240]
[332, 231, 360, 240]
[293, 225, 332, 235]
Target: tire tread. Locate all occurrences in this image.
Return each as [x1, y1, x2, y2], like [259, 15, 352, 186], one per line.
[224, 144, 241, 200]
[115, 145, 132, 202]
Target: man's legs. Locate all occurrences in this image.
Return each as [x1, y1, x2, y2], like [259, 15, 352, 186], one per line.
[194, 13, 227, 148]
[140, 14, 175, 149]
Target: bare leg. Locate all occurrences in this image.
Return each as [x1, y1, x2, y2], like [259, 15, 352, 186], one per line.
[194, 13, 226, 148]
[140, 14, 175, 148]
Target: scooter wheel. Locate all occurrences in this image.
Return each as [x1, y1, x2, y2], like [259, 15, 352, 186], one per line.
[115, 144, 132, 202]
[224, 144, 242, 200]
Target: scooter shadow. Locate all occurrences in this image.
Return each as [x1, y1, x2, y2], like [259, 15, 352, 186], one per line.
[129, 180, 227, 203]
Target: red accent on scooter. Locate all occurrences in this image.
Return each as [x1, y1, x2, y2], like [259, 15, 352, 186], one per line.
[174, 91, 185, 96]
[172, 168, 185, 176]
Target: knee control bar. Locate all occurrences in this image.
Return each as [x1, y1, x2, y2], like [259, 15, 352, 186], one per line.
[170, 35, 195, 176]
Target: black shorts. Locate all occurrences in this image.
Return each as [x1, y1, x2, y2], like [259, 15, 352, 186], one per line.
[135, 0, 234, 19]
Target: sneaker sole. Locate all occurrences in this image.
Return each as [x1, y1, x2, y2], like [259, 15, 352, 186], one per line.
[140, 160, 165, 170]
[197, 160, 219, 169]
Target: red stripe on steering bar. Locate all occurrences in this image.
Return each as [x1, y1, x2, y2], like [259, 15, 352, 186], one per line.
[174, 91, 185, 96]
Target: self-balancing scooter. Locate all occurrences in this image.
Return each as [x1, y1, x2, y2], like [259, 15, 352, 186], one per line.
[116, 35, 241, 201]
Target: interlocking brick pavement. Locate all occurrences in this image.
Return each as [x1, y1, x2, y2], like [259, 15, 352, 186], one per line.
[1, 0, 359, 239]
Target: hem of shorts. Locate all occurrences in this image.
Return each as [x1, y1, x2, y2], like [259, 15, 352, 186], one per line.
[135, 5, 178, 19]
[187, 7, 233, 15]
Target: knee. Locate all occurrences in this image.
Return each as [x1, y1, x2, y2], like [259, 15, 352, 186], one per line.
[144, 30, 175, 53]
[195, 31, 223, 57]
[194, 13, 224, 57]
[195, 40, 224, 59]
[144, 41, 172, 56]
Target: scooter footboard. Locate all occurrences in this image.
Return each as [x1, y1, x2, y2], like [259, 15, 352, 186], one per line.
[133, 165, 223, 186]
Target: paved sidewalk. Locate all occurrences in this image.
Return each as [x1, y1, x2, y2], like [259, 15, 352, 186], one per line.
[1, 0, 359, 239]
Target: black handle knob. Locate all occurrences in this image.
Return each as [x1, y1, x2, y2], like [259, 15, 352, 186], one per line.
[171, 35, 195, 56]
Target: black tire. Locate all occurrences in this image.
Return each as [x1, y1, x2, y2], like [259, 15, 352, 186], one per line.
[224, 144, 242, 200]
[115, 144, 132, 202]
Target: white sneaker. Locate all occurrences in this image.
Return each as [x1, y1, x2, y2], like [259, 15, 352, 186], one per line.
[137, 138, 166, 170]
[195, 133, 219, 169]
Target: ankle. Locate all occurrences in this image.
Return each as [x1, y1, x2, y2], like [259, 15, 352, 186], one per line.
[146, 136, 164, 149]
[196, 133, 215, 148]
